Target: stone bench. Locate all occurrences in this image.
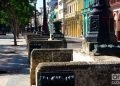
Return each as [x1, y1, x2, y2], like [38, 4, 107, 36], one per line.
[25, 34, 49, 43]
[26, 34, 49, 47]
[28, 39, 67, 61]
[30, 48, 73, 85]
[27, 38, 48, 49]
[36, 62, 120, 86]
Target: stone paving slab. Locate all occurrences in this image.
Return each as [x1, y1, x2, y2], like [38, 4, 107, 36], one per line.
[0, 34, 29, 86]
[0, 75, 30, 86]
[0, 34, 83, 86]
[0, 58, 30, 86]
[0, 39, 26, 45]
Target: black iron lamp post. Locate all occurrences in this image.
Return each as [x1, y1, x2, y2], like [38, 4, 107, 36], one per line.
[82, 0, 120, 54]
[42, 0, 49, 35]
[86, 0, 116, 43]
[33, 0, 38, 34]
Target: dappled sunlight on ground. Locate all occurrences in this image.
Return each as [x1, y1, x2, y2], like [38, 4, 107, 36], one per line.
[0, 34, 30, 86]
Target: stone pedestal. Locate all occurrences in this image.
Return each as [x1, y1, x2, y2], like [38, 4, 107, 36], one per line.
[82, 40, 120, 55]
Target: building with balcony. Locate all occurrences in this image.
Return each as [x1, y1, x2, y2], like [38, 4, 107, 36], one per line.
[81, 0, 94, 37]
[55, 0, 66, 33]
[47, 0, 58, 20]
[64, 0, 83, 38]
[110, 0, 120, 41]
[29, 11, 41, 32]
[47, 0, 58, 33]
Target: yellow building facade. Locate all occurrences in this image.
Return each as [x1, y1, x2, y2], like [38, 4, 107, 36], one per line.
[64, 0, 83, 38]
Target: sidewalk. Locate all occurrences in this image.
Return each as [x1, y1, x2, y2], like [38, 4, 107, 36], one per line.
[0, 34, 30, 86]
[0, 34, 85, 86]
[0, 34, 26, 45]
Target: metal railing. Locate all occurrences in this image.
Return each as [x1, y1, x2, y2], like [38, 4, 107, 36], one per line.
[65, 11, 80, 19]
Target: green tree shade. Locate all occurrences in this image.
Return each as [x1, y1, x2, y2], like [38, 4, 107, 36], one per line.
[0, 0, 35, 46]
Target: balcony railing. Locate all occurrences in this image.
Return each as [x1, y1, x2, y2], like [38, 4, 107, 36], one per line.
[65, 11, 80, 19]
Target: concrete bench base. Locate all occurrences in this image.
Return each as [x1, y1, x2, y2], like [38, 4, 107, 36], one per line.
[30, 48, 73, 85]
[36, 62, 120, 86]
[28, 39, 67, 62]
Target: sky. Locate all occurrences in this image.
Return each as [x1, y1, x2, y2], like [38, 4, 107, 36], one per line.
[36, 0, 43, 10]
[36, 0, 49, 11]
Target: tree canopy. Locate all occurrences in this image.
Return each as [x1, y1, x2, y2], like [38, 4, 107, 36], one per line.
[0, 0, 36, 45]
[0, 0, 34, 26]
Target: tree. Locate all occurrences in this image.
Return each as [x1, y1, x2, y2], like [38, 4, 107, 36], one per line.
[0, 0, 34, 46]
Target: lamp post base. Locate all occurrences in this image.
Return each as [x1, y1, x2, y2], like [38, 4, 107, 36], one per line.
[82, 40, 120, 56]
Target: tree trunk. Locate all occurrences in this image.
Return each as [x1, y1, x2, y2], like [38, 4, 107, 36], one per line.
[16, 23, 20, 38]
[5, 6, 19, 45]
[10, 19, 17, 46]
[13, 27, 17, 46]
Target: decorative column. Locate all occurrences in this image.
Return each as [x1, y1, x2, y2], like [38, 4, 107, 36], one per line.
[86, 0, 116, 43]
[42, 0, 49, 35]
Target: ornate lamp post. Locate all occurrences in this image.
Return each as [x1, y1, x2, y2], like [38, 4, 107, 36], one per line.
[86, 0, 116, 43]
[33, 0, 38, 34]
[82, 0, 119, 54]
[42, 0, 49, 35]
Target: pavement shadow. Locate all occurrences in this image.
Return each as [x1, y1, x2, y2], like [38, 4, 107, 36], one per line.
[0, 54, 29, 75]
[0, 45, 29, 75]
[0, 54, 29, 72]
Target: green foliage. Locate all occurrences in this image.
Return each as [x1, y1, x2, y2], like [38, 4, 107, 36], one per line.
[0, 0, 34, 26]
[0, 11, 8, 24]
[0, 0, 37, 45]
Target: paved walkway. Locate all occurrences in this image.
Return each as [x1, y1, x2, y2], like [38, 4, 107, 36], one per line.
[0, 34, 30, 86]
[0, 34, 83, 86]
[1, 33, 120, 86]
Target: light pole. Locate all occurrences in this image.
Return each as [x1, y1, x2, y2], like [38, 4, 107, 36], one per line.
[42, 0, 49, 35]
[33, 0, 38, 34]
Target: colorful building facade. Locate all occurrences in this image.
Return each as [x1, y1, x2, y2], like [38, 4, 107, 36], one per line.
[110, 0, 120, 41]
[81, 0, 93, 37]
[48, 0, 58, 20]
[64, 0, 83, 38]
[47, 0, 58, 34]
[55, 0, 66, 33]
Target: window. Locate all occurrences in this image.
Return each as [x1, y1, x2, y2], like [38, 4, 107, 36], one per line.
[70, 6, 71, 13]
[59, 1, 62, 5]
